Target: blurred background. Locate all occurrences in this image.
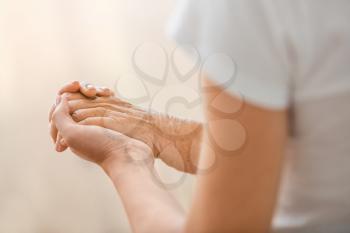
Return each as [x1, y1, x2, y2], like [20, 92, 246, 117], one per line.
[0, 0, 198, 232]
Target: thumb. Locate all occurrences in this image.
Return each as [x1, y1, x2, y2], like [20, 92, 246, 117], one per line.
[52, 95, 77, 137]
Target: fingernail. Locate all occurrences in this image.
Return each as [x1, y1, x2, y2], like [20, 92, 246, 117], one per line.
[86, 84, 94, 89]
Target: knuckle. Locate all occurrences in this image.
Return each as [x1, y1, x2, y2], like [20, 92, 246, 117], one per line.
[67, 100, 78, 112]
[99, 117, 108, 127]
[71, 111, 81, 121]
[96, 107, 109, 116]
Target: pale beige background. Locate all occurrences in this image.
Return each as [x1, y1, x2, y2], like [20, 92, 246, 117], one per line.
[0, 0, 198, 232]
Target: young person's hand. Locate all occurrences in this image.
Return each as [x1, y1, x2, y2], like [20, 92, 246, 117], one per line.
[51, 94, 153, 174]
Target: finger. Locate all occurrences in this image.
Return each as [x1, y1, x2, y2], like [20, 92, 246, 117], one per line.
[68, 100, 108, 114]
[55, 133, 68, 152]
[49, 94, 83, 129]
[49, 94, 66, 122]
[78, 116, 114, 128]
[68, 96, 128, 114]
[49, 102, 56, 122]
[52, 96, 77, 137]
[79, 81, 97, 98]
[49, 122, 58, 143]
[60, 138, 68, 147]
[58, 80, 100, 99]
[63, 92, 89, 101]
[58, 81, 80, 95]
[96, 86, 114, 97]
[72, 107, 109, 122]
[74, 82, 114, 97]
[68, 99, 115, 113]
[104, 87, 115, 96]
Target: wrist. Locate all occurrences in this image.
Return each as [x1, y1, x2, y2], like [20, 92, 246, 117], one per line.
[100, 154, 131, 179]
[101, 156, 154, 188]
[149, 113, 203, 173]
[100, 140, 154, 179]
[148, 113, 173, 158]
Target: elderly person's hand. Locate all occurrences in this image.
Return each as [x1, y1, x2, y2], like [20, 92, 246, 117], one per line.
[50, 91, 158, 154]
[51, 95, 153, 174]
[49, 81, 114, 150]
[49, 81, 202, 174]
[56, 80, 114, 97]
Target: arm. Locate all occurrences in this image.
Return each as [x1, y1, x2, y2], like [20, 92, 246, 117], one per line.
[52, 79, 286, 232]
[149, 113, 203, 173]
[51, 95, 186, 233]
[182, 79, 287, 232]
[56, 79, 287, 233]
[52, 94, 186, 233]
[50, 85, 203, 173]
[100, 77, 287, 232]
[104, 157, 186, 233]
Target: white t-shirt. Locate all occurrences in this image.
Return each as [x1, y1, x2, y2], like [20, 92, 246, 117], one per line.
[167, 0, 350, 232]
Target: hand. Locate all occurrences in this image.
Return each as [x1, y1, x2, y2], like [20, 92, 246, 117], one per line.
[57, 80, 114, 98]
[63, 93, 201, 173]
[72, 93, 161, 150]
[50, 82, 202, 173]
[50, 92, 159, 153]
[51, 95, 153, 173]
[49, 81, 114, 150]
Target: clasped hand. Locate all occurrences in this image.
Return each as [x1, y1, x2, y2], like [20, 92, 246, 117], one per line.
[49, 81, 154, 174]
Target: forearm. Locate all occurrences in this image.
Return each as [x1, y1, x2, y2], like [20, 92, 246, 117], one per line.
[102, 159, 186, 233]
[151, 113, 203, 174]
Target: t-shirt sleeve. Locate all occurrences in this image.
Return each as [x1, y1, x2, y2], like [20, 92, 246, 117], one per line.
[167, 0, 290, 109]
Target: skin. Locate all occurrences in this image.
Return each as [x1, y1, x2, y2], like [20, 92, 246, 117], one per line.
[50, 79, 287, 232]
[49, 81, 113, 151]
[50, 81, 202, 173]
